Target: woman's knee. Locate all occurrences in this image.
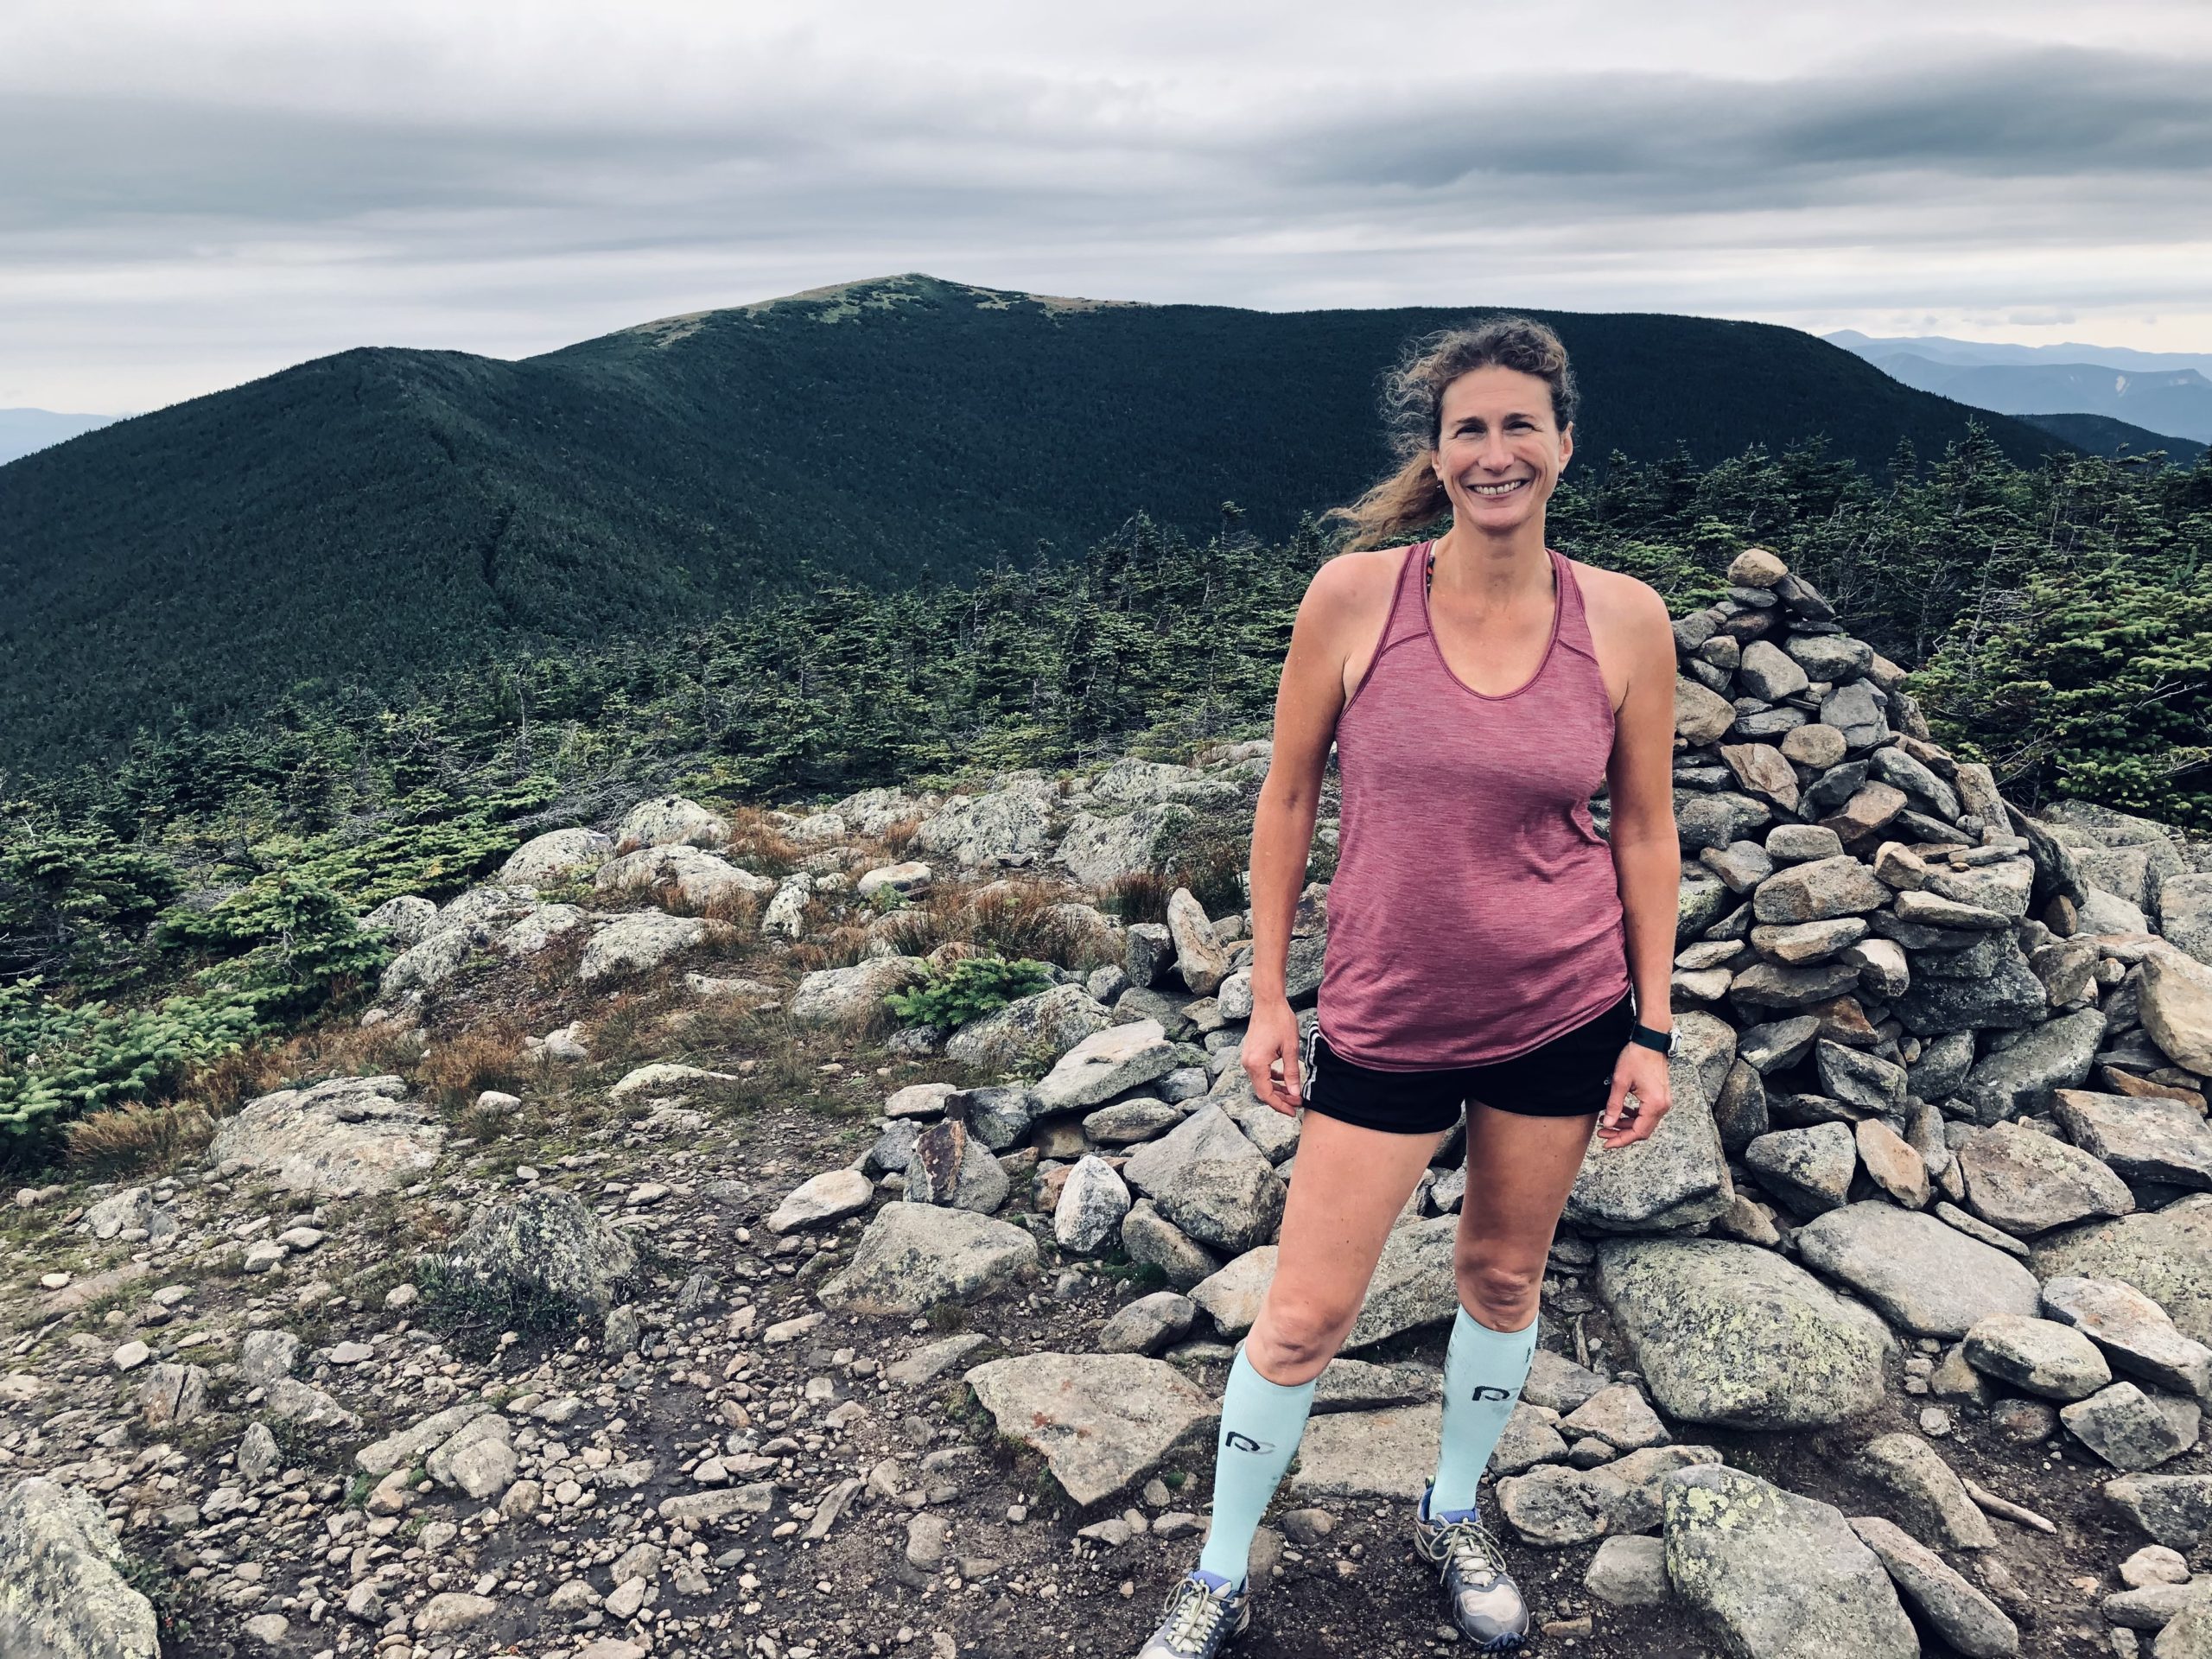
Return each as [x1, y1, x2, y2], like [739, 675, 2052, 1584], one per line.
[1249, 1294, 1357, 1378]
[1454, 1256, 1542, 1328]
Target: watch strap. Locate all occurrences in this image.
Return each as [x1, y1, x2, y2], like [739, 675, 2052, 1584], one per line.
[1630, 1022, 1674, 1054]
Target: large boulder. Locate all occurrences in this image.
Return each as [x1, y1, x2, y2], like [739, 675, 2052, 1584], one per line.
[911, 778, 1058, 868]
[429, 1188, 639, 1320]
[1961, 1121, 2134, 1235]
[0, 1478, 160, 1659]
[817, 1203, 1039, 1314]
[1121, 1104, 1284, 1254]
[943, 984, 1114, 1072]
[577, 910, 725, 983]
[1564, 1011, 1736, 1231]
[964, 1353, 1216, 1506]
[790, 957, 933, 1028]
[2034, 1196, 2212, 1347]
[499, 827, 614, 886]
[209, 1075, 444, 1198]
[1596, 1237, 1894, 1429]
[2139, 949, 2212, 1074]
[613, 795, 730, 854]
[1662, 1464, 1916, 1659]
[1792, 1203, 2042, 1338]
[1058, 803, 1187, 888]
[593, 846, 772, 908]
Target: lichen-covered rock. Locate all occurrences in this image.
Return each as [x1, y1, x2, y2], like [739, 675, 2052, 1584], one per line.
[613, 795, 730, 854]
[1792, 1203, 2040, 1338]
[499, 827, 614, 886]
[943, 983, 1113, 1071]
[964, 1353, 1216, 1506]
[1960, 1121, 2133, 1235]
[578, 909, 726, 984]
[0, 1478, 160, 1659]
[209, 1075, 444, 1197]
[790, 956, 933, 1028]
[817, 1203, 1039, 1314]
[429, 1188, 639, 1320]
[1662, 1464, 1916, 1659]
[1597, 1237, 1894, 1429]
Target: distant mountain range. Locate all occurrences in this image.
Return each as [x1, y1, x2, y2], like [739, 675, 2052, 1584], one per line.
[1827, 331, 2212, 444]
[2, 274, 2078, 772]
[2013, 412, 2204, 465]
[0, 408, 119, 466]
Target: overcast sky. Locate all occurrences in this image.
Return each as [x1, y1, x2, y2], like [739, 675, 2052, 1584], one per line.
[7, 0, 2211, 414]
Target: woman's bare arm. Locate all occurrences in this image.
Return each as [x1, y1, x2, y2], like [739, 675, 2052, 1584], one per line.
[1601, 581, 1686, 1056]
[1244, 554, 1378, 1111]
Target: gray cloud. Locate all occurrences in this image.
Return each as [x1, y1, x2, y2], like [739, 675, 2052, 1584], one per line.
[3, 5, 2208, 410]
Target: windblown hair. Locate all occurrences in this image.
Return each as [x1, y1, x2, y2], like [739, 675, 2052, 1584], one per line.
[1325, 315, 1579, 550]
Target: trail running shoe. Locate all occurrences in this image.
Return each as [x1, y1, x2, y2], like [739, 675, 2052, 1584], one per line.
[1413, 1485, 1531, 1652]
[1135, 1567, 1250, 1658]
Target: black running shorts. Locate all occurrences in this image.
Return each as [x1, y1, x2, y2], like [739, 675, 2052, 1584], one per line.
[1300, 988, 1637, 1135]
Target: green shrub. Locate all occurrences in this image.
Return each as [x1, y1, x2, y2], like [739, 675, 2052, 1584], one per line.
[884, 955, 1054, 1030]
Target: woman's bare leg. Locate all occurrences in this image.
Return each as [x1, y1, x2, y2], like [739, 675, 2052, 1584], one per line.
[1453, 1100, 1598, 1325]
[1245, 1110, 1451, 1384]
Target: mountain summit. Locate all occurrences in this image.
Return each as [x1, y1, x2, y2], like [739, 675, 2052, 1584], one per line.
[2, 274, 2068, 771]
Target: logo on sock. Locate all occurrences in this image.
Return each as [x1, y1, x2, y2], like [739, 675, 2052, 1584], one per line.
[1467, 1385, 1515, 1402]
[1224, 1430, 1276, 1455]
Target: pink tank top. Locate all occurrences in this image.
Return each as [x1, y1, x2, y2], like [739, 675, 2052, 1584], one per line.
[1316, 539, 1631, 1070]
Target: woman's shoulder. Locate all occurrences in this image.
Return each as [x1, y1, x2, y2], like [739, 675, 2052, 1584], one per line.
[1565, 554, 1675, 651]
[1307, 542, 1415, 607]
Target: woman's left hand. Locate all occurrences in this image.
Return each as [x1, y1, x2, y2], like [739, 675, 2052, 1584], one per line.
[1596, 1044, 1673, 1149]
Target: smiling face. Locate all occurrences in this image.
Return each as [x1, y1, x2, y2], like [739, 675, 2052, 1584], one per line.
[1430, 364, 1573, 535]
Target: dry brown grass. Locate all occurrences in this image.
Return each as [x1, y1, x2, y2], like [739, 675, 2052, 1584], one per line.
[1099, 868, 1173, 925]
[862, 874, 1119, 972]
[786, 923, 874, 975]
[1162, 827, 1250, 918]
[417, 1022, 537, 1110]
[879, 816, 925, 856]
[64, 1103, 217, 1178]
[721, 805, 805, 877]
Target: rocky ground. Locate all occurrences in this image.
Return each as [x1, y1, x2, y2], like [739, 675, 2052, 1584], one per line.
[6, 546, 2212, 1659]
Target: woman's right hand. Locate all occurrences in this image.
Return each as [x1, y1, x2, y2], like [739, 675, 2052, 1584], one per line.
[1242, 996, 1306, 1117]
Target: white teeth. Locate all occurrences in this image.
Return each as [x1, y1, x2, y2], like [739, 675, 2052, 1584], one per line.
[1471, 480, 1527, 496]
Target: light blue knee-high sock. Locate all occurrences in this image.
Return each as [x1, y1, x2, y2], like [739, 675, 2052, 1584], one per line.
[1427, 1305, 1540, 1518]
[1195, 1348, 1318, 1587]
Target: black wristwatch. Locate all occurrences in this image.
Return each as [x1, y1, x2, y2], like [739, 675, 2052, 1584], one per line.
[1630, 1021, 1676, 1057]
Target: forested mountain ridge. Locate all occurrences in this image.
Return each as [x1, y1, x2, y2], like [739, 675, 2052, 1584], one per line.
[1, 272, 2074, 772]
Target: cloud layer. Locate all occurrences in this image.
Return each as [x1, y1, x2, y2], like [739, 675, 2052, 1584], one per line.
[5, 1, 2209, 411]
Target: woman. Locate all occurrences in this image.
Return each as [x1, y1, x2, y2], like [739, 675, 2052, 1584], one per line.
[1138, 317, 1683, 1658]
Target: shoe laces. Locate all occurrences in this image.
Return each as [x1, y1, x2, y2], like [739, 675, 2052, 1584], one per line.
[1160, 1576, 1236, 1650]
[1433, 1513, 1509, 1588]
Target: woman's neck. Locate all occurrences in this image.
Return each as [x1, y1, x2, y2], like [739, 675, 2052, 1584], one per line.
[1427, 523, 1551, 603]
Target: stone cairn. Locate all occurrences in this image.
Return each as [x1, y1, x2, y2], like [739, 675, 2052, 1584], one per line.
[784, 545, 2212, 1656]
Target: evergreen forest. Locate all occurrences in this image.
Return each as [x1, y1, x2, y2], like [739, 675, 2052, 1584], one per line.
[0, 273, 2075, 774]
[3, 422, 2207, 1154]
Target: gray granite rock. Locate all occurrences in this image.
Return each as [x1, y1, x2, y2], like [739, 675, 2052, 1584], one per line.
[2060, 1381, 2200, 1471]
[2035, 1197, 2212, 1347]
[1564, 1010, 1736, 1232]
[0, 1478, 160, 1659]
[429, 1187, 639, 1320]
[1597, 1236, 1894, 1429]
[1662, 1464, 1916, 1659]
[1745, 1122, 1858, 1217]
[1792, 1202, 2040, 1338]
[964, 1353, 1216, 1506]
[1962, 1313, 2113, 1400]
[2040, 1275, 2212, 1399]
[2052, 1089, 2212, 1190]
[1847, 1432, 1997, 1550]
[1848, 1515, 2019, 1657]
[1951, 1009, 2108, 1122]
[818, 1204, 1039, 1315]
[1960, 1121, 2134, 1235]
